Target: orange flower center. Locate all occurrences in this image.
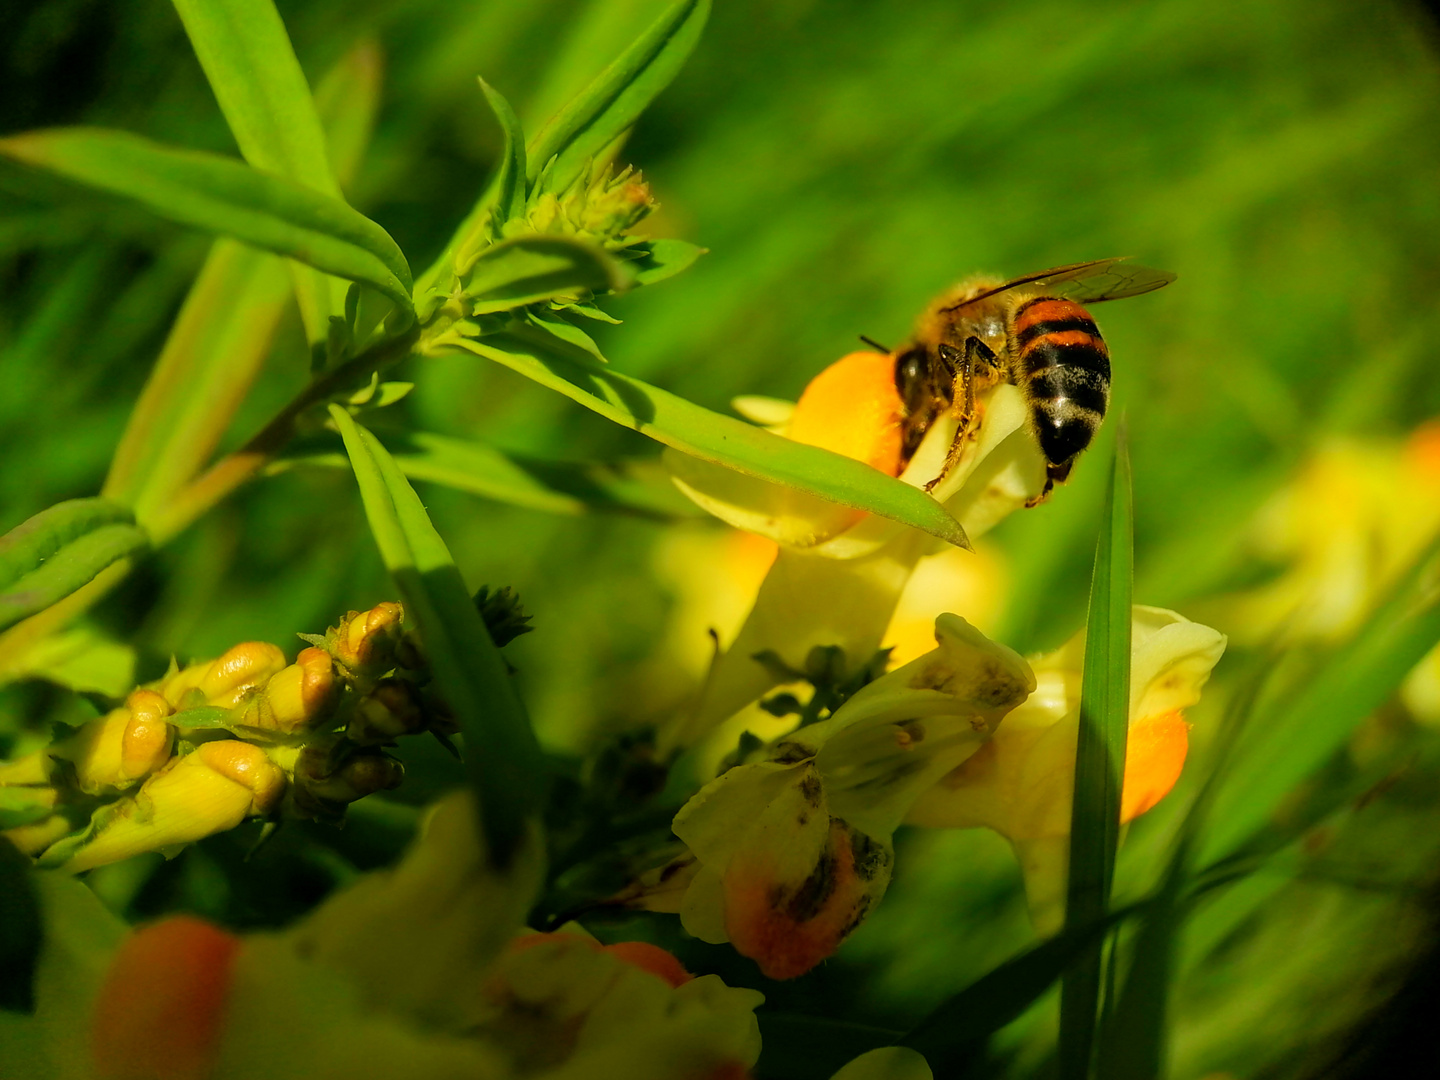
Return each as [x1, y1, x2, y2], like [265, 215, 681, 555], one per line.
[1121, 710, 1190, 823]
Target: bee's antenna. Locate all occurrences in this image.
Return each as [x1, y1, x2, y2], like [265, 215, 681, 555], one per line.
[859, 335, 891, 353]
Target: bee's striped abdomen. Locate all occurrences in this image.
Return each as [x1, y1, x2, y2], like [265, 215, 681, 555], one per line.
[1011, 296, 1110, 469]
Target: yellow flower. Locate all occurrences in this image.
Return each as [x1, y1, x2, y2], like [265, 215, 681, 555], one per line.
[663, 357, 1044, 750]
[49, 688, 174, 794]
[907, 606, 1226, 933]
[671, 615, 1034, 978]
[45, 740, 287, 874]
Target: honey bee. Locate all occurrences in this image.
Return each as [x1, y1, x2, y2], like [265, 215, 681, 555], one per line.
[887, 257, 1175, 501]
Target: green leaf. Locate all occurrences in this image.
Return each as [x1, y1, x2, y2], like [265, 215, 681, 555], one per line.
[0, 840, 41, 1013]
[314, 40, 383, 192]
[172, 706, 239, 730]
[170, 0, 350, 341]
[0, 525, 148, 633]
[442, 332, 971, 549]
[328, 406, 544, 865]
[1060, 426, 1134, 1080]
[526, 307, 606, 362]
[527, 0, 710, 192]
[1199, 527, 1440, 865]
[104, 239, 292, 520]
[0, 128, 412, 312]
[478, 78, 527, 226]
[900, 907, 1133, 1074]
[0, 499, 133, 593]
[277, 431, 699, 519]
[0, 791, 55, 832]
[630, 237, 706, 285]
[462, 235, 631, 314]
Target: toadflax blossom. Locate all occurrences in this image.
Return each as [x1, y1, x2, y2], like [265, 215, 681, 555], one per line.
[669, 614, 1035, 979]
[1, 790, 768, 1080]
[663, 351, 1047, 750]
[908, 606, 1227, 934]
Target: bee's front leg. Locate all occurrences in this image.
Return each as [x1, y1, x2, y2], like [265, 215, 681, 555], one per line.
[924, 338, 994, 493]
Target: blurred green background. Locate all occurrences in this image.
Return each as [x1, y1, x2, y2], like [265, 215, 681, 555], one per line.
[4, 1, 1440, 1077]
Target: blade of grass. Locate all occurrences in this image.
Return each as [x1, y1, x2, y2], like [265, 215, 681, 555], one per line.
[329, 405, 544, 865]
[0, 128, 412, 312]
[900, 905, 1136, 1075]
[441, 332, 971, 549]
[170, 0, 347, 341]
[1059, 423, 1134, 1080]
[1199, 527, 1440, 865]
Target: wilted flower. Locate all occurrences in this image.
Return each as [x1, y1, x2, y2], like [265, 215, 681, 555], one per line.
[908, 606, 1227, 933]
[668, 615, 1034, 978]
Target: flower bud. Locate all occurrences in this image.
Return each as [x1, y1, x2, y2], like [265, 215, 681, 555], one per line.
[54, 741, 287, 874]
[92, 916, 241, 1080]
[333, 602, 404, 674]
[54, 690, 175, 795]
[236, 647, 337, 736]
[292, 745, 403, 820]
[346, 678, 425, 744]
[161, 642, 287, 710]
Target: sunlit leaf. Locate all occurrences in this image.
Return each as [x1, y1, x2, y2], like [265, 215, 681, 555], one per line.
[442, 333, 971, 549]
[478, 78, 527, 226]
[631, 237, 706, 285]
[0, 128, 412, 311]
[328, 406, 544, 865]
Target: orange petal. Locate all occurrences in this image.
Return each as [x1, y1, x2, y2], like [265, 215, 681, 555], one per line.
[787, 352, 905, 478]
[723, 821, 882, 980]
[601, 941, 693, 988]
[1121, 710, 1190, 823]
[92, 916, 241, 1080]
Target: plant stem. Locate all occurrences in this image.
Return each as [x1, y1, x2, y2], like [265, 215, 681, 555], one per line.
[147, 325, 420, 545]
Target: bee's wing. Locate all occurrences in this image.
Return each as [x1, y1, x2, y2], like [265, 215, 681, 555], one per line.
[945, 258, 1176, 311]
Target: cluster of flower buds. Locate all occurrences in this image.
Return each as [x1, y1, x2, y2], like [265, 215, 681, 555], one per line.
[488, 161, 657, 253]
[0, 599, 510, 873]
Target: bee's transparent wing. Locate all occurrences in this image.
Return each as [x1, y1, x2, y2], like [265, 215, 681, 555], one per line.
[946, 257, 1176, 311]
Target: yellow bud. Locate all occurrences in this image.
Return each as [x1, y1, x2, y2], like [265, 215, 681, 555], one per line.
[346, 678, 424, 744]
[54, 692, 175, 795]
[239, 647, 337, 735]
[122, 689, 176, 780]
[58, 741, 287, 874]
[160, 642, 287, 710]
[335, 602, 404, 673]
[193, 740, 287, 815]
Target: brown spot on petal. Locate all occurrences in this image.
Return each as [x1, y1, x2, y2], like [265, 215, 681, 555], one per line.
[722, 821, 886, 980]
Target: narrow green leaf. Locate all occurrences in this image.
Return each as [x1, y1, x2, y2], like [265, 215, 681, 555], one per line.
[0, 839, 41, 1013]
[328, 406, 544, 864]
[170, 0, 340, 196]
[277, 432, 700, 519]
[631, 237, 706, 285]
[105, 240, 291, 518]
[443, 333, 971, 549]
[0, 128, 412, 311]
[1099, 859, 1185, 1080]
[0, 524, 149, 632]
[171, 0, 349, 341]
[314, 40, 384, 192]
[527, 0, 710, 191]
[1199, 528, 1440, 864]
[526, 307, 606, 362]
[0, 499, 133, 592]
[1059, 426, 1134, 1080]
[0, 790, 56, 832]
[478, 78, 527, 226]
[900, 907, 1133, 1073]
[462, 235, 630, 314]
